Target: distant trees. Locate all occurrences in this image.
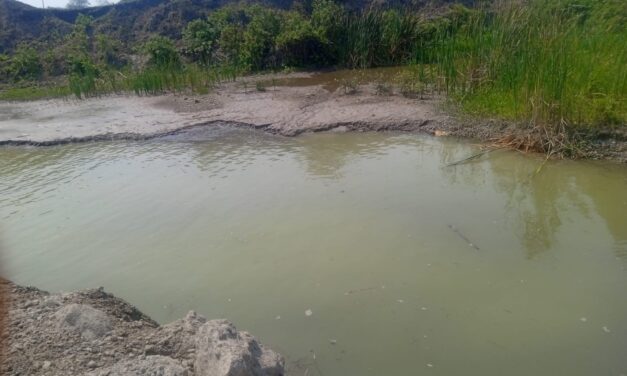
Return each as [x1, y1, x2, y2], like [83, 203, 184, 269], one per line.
[1, 0, 475, 81]
[179, 3, 340, 71]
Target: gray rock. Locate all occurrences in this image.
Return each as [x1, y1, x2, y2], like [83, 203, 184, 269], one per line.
[42, 296, 62, 308]
[86, 355, 188, 376]
[3, 281, 285, 376]
[54, 304, 113, 340]
[155, 311, 208, 357]
[194, 320, 284, 376]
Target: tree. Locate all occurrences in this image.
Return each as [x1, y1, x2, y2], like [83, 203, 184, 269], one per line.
[143, 36, 181, 69]
[182, 19, 220, 66]
[217, 24, 244, 67]
[311, 0, 343, 40]
[276, 12, 331, 67]
[241, 6, 281, 71]
[95, 34, 124, 68]
[0, 54, 11, 82]
[66, 0, 90, 9]
[9, 45, 43, 81]
[66, 14, 93, 56]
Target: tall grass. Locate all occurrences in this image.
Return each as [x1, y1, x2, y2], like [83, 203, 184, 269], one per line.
[66, 65, 240, 98]
[426, 0, 626, 130]
[0, 85, 72, 101]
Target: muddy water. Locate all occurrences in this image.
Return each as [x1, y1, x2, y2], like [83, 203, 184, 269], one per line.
[1, 128, 627, 375]
[261, 66, 408, 92]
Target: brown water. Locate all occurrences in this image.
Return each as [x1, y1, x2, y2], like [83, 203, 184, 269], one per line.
[1, 128, 627, 375]
[261, 66, 408, 92]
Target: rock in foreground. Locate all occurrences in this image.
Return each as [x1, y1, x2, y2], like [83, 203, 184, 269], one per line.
[0, 280, 284, 376]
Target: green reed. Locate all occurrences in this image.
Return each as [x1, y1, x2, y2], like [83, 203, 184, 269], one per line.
[427, 0, 626, 128]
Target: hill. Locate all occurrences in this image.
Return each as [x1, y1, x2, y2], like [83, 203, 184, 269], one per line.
[0, 0, 474, 53]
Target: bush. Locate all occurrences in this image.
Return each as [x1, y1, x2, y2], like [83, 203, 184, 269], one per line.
[182, 19, 220, 66]
[8, 45, 43, 81]
[240, 6, 281, 71]
[275, 12, 332, 67]
[143, 36, 181, 70]
[68, 55, 98, 97]
[0, 54, 9, 82]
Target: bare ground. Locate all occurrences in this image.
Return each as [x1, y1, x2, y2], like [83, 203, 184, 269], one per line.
[0, 73, 625, 161]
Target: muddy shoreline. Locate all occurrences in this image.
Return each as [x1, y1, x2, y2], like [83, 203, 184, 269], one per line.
[0, 279, 285, 376]
[0, 73, 625, 161]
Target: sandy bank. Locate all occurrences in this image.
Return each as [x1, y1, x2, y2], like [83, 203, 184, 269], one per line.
[0, 73, 624, 161]
[0, 77, 453, 145]
[0, 279, 284, 376]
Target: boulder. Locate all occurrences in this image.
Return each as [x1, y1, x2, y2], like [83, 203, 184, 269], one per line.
[150, 310, 208, 358]
[54, 303, 112, 340]
[194, 320, 284, 376]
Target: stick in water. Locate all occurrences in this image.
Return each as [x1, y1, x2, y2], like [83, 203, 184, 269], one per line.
[448, 225, 480, 250]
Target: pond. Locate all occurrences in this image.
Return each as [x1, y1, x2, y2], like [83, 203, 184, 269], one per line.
[1, 127, 626, 375]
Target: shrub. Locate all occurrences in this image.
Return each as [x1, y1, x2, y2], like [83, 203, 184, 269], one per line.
[182, 19, 220, 66]
[8, 45, 43, 81]
[143, 36, 181, 70]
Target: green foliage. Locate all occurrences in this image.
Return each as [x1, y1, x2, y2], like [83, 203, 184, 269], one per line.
[430, 0, 627, 128]
[68, 55, 98, 98]
[183, 19, 220, 66]
[0, 86, 72, 101]
[4, 0, 624, 133]
[275, 12, 330, 67]
[8, 45, 43, 81]
[66, 14, 93, 56]
[0, 54, 9, 80]
[311, 0, 344, 41]
[95, 35, 125, 68]
[217, 24, 245, 67]
[143, 36, 181, 70]
[240, 6, 281, 71]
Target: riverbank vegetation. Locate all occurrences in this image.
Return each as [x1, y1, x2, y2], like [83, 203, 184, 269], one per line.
[0, 0, 624, 154]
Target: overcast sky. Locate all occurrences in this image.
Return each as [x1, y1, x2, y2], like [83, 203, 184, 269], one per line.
[17, 0, 118, 9]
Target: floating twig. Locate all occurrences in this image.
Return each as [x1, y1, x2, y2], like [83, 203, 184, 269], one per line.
[448, 224, 480, 250]
[531, 151, 553, 178]
[445, 147, 504, 167]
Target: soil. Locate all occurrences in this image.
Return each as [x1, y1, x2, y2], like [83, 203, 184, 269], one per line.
[0, 72, 624, 162]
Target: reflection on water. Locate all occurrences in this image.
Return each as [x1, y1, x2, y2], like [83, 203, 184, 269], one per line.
[1, 129, 626, 376]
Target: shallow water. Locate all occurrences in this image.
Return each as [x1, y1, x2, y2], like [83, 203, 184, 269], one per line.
[262, 66, 408, 92]
[1, 128, 627, 375]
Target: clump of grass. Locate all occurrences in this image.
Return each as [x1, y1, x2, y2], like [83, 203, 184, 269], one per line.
[339, 77, 358, 94]
[64, 64, 239, 98]
[395, 65, 434, 99]
[375, 81, 393, 95]
[0, 85, 72, 101]
[256, 81, 267, 92]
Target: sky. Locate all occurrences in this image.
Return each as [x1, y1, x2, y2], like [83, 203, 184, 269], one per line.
[16, 0, 118, 9]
